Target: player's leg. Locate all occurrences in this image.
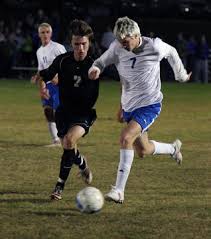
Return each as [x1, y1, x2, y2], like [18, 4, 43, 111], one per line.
[43, 105, 60, 145]
[71, 109, 97, 184]
[63, 125, 87, 171]
[131, 103, 182, 164]
[105, 120, 141, 203]
[106, 104, 162, 203]
[134, 131, 177, 157]
[51, 125, 85, 200]
[133, 131, 154, 157]
[51, 147, 75, 200]
[63, 125, 93, 184]
[44, 83, 60, 145]
[51, 109, 96, 200]
[134, 131, 182, 164]
[135, 133, 183, 164]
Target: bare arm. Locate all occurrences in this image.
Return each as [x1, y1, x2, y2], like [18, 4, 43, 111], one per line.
[88, 40, 118, 80]
[37, 73, 50, 100]
[31, 72, 40, 84]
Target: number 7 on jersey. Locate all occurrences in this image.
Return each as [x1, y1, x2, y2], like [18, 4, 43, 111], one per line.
[130, 57, 136, 69]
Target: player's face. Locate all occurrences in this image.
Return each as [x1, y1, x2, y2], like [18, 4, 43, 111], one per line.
[119, 35, 140, 51]
[72, 35, 90, 61]
[38, 26, 52, 46]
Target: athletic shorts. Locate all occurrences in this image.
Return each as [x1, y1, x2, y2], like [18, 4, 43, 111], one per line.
[123, 103, 162, 132]
[55, 107, 97, 138]
[42, 82, 60, 110]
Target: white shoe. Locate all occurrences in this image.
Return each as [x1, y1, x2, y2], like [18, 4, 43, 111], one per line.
[105, 186, 124, 204]
[171, 139, 182, 165]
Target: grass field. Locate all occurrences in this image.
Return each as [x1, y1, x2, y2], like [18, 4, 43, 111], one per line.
[0, 79, 211, 239]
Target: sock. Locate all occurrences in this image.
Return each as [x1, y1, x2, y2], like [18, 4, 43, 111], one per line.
[57, 178, 65, 184]
[115, 149, 134, 193]
[48, 122, 59, 142]
[74, 150, 86, 170]
[58, 149, 75, 181]
[151, 140, 175, 155]
[55, 180, 65, 189]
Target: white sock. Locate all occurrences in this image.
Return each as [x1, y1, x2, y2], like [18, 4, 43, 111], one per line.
[57, 178, 65, 184]
[151, 140, 175, 155]
[115, 149, 134, 193]
[48, 122, 59, 142]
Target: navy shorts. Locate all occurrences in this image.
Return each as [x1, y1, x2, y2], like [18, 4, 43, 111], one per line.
[55, 107, 97, 138]
[123, 103, 162, 132]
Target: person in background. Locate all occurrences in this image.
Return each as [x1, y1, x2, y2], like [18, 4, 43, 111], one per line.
[100, 25, 116, 52]
[195, 34, 209, 83]
[31, 22, 66, 146]
[186, 35, 197, 81]
[176, 32, 187, 68]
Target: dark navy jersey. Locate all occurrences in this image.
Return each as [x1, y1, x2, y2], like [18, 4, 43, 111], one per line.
[40, 52, 99, 114]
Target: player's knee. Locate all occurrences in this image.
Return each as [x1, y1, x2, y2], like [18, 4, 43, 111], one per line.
[120, 134, 133, 148]
[65, 134, 76, 149]
[44, 107, 55, 122]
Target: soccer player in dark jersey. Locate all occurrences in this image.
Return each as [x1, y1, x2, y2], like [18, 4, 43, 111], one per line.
[38, 20, 99, 200]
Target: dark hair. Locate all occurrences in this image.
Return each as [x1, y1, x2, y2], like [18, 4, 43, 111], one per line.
[69, 19, 94, 41]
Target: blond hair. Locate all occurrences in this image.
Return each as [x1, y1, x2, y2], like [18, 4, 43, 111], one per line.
[113, 16, 140, 40]
[38, 22, 52, 33]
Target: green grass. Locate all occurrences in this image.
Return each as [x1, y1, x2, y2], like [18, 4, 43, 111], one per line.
[0, 79, 211, 239]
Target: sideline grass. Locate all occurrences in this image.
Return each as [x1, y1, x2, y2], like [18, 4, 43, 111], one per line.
[0, 79, 211, 239]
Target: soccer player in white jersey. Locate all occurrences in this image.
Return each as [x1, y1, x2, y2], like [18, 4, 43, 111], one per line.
[88, 16, 192, 203]
[31, 23, 66, 146]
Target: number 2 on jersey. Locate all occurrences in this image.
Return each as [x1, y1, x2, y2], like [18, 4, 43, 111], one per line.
[73, 75, 82, 87]
[130, 57, 136, 68]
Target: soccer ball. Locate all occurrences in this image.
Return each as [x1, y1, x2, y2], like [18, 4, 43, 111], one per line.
[76, 186, 104, 214]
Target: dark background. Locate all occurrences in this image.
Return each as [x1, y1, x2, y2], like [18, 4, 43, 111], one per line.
[0, 0, 210, 80]
[2, 0, 210, 42]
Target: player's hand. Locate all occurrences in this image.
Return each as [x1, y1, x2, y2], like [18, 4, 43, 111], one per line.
[52, 74, 59, 85]
[117, 107, 124, 123]
[40, 87, 50, 100]
[88, 66, 101, 80]
[31, 74, 39, 84]
[185, 72, 192, 82]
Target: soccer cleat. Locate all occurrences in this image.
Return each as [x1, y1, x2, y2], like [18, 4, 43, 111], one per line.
[171, 139, 183, 165]
[50, 183, 64, 200]
[79, 157, 93, 185]
[104, 186, 124, 204]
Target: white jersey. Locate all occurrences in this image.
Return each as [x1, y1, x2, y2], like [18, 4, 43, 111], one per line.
[93, 37, 188, 112]
[36, 40, 66, 71]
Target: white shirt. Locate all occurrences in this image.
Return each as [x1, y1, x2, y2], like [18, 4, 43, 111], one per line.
[36, 40, 66, 71]
[93, 37, 188, 112]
